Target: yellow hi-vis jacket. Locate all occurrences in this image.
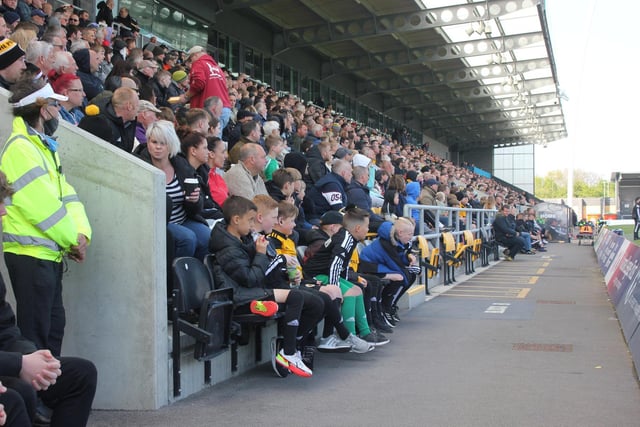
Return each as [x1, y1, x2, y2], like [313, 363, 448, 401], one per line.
[0, 117, 92, 262]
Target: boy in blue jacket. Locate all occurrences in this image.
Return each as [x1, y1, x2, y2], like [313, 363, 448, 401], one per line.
[359, 218, 421, 326]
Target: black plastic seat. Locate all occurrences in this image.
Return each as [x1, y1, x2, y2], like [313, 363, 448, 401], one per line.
[171, 257, 233, 397]
[203, 253, 283, 371]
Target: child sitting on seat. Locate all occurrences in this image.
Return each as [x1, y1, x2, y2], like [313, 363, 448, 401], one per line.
[359, 217, 422, 327]
[209, 195, 323, 377]
[269, 202, 374, 353]
[303, 207, 387, 346]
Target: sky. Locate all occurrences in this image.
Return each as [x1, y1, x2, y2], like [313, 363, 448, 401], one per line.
[536, 0, 640, 178]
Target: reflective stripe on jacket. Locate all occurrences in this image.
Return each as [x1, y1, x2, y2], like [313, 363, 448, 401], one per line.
[0, 117, 91, 261]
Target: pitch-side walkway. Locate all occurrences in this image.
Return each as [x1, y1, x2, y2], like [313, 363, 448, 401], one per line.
[89, 241, 640, 427]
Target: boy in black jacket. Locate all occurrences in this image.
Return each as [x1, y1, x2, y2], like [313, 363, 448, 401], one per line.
[209, 196, 322, 377]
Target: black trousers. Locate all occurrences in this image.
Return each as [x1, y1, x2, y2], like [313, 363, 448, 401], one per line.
[499, 236, 525, 259]
[0, 377, 32, 426]
[1, 357, 96, 427]
[4, 253, 65, 357]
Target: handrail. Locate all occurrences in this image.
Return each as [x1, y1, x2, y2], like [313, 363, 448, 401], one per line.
[402, 204, 498, 289]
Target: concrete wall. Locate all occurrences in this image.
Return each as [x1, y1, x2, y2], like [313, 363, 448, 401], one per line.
[462, 146, 494, 172]
[0, 89, 168, 409]
[426, 136, 449, 160]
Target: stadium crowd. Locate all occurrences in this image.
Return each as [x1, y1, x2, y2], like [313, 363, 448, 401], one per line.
[0, 2, 553, 422]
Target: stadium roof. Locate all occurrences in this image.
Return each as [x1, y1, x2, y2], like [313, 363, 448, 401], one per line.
[210, 0, 568, 151]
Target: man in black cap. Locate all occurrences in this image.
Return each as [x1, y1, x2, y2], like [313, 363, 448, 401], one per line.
[0, 37, 25, 89]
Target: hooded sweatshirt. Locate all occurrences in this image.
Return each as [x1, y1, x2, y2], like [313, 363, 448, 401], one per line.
[188, 53, 231, 109]
[73, 48, 104, 101]
[405, 181, 421, 224]
[359, 221, 413, 287]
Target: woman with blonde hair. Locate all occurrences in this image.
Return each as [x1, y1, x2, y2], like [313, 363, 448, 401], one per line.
[138, 120, 210, 260]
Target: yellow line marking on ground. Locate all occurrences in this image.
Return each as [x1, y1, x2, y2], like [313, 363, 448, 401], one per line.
[537, 268, 545, 275]
[517, 288, 531, 298]
[542, 262, 550, 267]
[454, 285, 524, 289]
[529, 276, 539, 285]
[468, 278, 532, 283]
[443, 286, 531, 299]
[449, 288, 522, 293]
[442, 293, 526, 299]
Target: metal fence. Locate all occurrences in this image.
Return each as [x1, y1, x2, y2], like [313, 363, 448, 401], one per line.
[401, 204, 498, 291]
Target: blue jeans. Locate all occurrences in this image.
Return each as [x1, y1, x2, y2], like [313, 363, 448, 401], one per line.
[520, 231, 532, 251]
[168, 219, 210, 260]
[219, 107, 232, 136]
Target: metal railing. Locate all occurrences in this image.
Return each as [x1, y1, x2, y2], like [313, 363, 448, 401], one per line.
[402, 204, 498, 291]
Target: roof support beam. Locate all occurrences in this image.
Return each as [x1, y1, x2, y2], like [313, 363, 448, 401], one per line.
[382, 78, 557, 110]
[322, 32, 543, 77]
[360, 58, 550, 94]
[279, 0, 539, 48]
[432, 114, 564, 132]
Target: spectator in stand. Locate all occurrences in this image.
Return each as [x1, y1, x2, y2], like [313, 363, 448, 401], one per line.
[203, 95, 223, 137]
[96, 86, 139, 152]
[73, 48, 103, 101]
[264, 134, 284, 181]
[305, 140, 332, 184]
[268, 202, 373, 355]
[308, 159, 352, 218]
[225, 142, 268, 200]
[382, 188, 401, 221]
[178, 129, 223, 220]
[265, 168, 295, 203]
[23, 39, 52, 82]
[29, 8, 45, 38]
[161, 50, 178, 71]
[0, 14, 14, 39]
[134, 59, 157, 88]
[209, 195, 323, 377]
[226, 109, 255, 148]
[2, 11, 19, 33]
[0, 0, 20, 20]
[49, 73, 85, 125]
[492, 204, 525, 261]
[291, 122, 307, 152]
[138, 120, 210, 260]
[68, 11, 80, 27]
[0, 38, 25, 90]
[153, 69, 181, 110]
[96, 0, 114, 26]
[177, 45, 232, 130]
[359, 218, 421, 327]
[228, 119, 261, 165]
[347, 166, 384, 232]
[184, 107, 210, 136]
[171, 69, 189, 92]
[80, 27, 96, 46]
[113, 7, 139, 38]
[91, 44, 112, 84]
[134, 99, 160, 147]
[302, 206, 383, 346]
[206, 136, 229, 207]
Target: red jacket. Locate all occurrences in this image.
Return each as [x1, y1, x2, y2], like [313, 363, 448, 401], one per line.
[188, 54, 231, 109]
